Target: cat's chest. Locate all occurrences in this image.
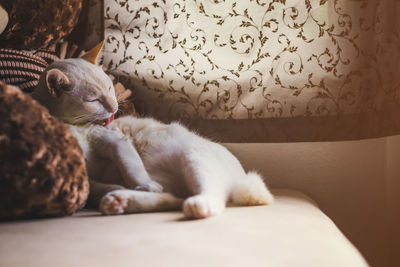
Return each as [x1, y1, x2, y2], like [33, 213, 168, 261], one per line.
[67, 125, 93, 159]
[68, 124, 109, 178]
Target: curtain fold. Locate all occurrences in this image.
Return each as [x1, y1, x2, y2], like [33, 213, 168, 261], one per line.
[103, 0, 400, 142]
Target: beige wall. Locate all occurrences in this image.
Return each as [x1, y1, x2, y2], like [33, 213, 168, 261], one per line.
[224, 135, 400, 267]
[386, 136, 400, 267]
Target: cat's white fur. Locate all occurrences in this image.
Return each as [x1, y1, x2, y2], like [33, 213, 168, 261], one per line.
[33, 57, 274, 219]
[103, 116, 273, 217]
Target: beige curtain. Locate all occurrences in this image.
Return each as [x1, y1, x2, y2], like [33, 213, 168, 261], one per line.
[103, 0, 400, 142]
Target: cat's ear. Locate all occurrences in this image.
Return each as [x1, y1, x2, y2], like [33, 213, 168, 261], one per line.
[80, 40, 104, 65]
[46, 69, 72, 97]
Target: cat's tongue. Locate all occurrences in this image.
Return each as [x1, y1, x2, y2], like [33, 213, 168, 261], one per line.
[99, 114, 114, 127]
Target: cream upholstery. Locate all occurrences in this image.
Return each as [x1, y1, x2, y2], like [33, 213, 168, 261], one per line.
[0, 190, 368, 267]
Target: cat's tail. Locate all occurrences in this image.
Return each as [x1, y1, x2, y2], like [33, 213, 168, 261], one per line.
[230, 171, 274, 206]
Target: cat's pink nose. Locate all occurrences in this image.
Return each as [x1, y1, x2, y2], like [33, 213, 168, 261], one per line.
[102, 97, 118, 113]
[108, 104, 118, 113]
[108, 105, 118, 114]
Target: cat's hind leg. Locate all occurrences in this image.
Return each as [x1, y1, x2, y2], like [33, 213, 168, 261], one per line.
[182, 171, 274, 218]
[88, 125, 163, 193]
[181, 150, 230, 219]
[100, 190, 183, 215]
[86, 180, 125, 208]
[183, 195, 225, 219]
[230, 171, 274, 206]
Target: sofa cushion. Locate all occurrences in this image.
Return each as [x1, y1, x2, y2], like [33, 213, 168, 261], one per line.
[0, 190, 368, 267]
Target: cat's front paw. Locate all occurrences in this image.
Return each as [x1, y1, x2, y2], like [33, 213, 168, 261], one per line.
[135, 181, 163, 193]
[99, 191, 128, 215]
[88, 125, 124, 144]
[183, 195, 225, 219]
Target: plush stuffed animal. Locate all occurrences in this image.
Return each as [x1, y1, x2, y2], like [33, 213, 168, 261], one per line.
[0, 0, 82, 49]
[0, 82, 89, 220]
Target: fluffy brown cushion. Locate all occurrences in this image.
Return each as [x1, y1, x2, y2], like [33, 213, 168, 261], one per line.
[0, 0, 82, 49]
[0, 82, 89, 220]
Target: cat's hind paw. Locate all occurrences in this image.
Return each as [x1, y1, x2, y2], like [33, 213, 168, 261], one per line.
[100, 191, 128, 215]
[183, 195, 225, 219]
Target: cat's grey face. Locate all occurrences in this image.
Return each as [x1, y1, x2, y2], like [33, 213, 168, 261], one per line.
[35, 58, 118, 126]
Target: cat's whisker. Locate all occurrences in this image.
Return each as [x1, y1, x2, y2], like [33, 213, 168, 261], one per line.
[73, 115, 89, 120]
[117, 97, 134, 104]
[70, 114, 99, 124]
[71, 115, 90, 122]
[117, 100, 129, 105]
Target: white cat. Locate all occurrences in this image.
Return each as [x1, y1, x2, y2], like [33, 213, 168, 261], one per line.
[33, 42, 274, 219]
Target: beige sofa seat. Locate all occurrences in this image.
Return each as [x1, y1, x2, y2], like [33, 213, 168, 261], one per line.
[0, 190, 368, 267]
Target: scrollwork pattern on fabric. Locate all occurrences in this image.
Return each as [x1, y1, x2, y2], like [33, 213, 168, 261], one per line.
[103, 0, 400, 142]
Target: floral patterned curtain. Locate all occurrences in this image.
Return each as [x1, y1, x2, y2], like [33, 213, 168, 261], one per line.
[102, 0, 400, 142]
